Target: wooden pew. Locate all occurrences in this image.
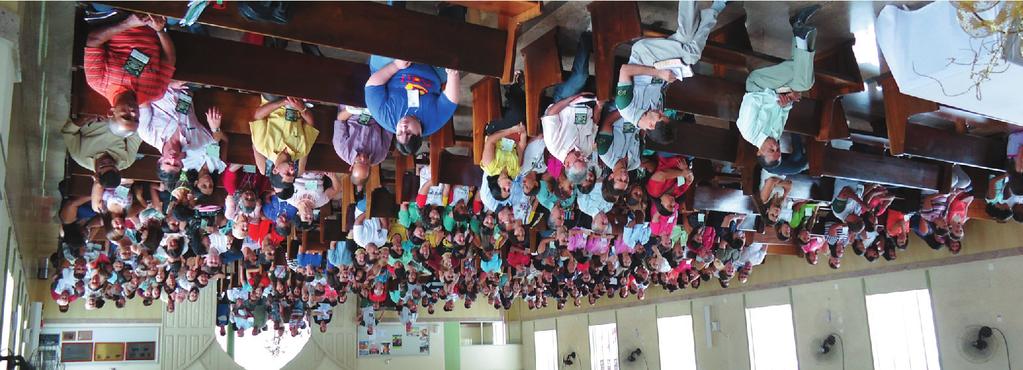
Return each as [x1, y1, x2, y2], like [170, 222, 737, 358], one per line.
[437, 150, 485, 187]
[693, 186, 759, 215]
[879, 75, 1006, 171]
[589, 2, 864, 97]
[74, 30, 366, 105]
[103, 1, 508, 77]
[587, 1, 643, 101]
[429, 123, 456, 182]
[807, 141, 942, 192]
[662, 74, 843, 141]
[522, 27, 564, 137]
[471, 77, 502, 165]
[645, 122, 739, 163]
[393, 150, 416, 204]
[453, 1, 541, 83]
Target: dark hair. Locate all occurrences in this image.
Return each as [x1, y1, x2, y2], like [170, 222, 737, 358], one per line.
[277, 183, 295, 201]
[396, 134, 423, 155]
[157, 167, 181, 190]
[985, 203, 1013, 222]
[487, 176, 508, 201]
[646, 121, 675, 146]
[59, 304, 70, 313]
[601, 179, 625, 203]
[756, 154, 780, 169]
[172, 204, 194, 222]
[774, 222, 791, 242]
[98, 170, 122, 189]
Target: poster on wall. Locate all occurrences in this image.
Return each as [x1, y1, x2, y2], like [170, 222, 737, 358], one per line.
[356, 323, 433, 357]
[94, 342, 126, 362]
[125, 342, 157, 361]
[60, 343, 92, 362]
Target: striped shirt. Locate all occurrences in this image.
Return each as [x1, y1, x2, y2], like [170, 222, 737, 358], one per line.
[84, 27, 174, 105]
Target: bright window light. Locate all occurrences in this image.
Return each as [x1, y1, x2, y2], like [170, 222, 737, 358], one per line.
[535, 330, 559, 370]
[657, 315, 697, 370]
[492, 321, 507, 345]
[865, 289, 941, 370]
[589, 323, 619, 370]
[1, 269, 14, 353]
[745, 304, 799, 370]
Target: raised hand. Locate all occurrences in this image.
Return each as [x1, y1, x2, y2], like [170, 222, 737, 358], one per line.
[205, 107, 223, 130]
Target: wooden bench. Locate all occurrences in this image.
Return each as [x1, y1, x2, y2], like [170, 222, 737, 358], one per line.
[103, 1, 509, 77]
[591, 2, 864, 99]
[807, 141, 943, 192]
[587, 1, 644, 101]
[521, 27, 564, 137]
[662, 74, 847, 141]
[879, 75, 1006, 172]
[645, 122, 739, 163]
[437, 150, 485, 187]
[693, 186, 759, 216]
[454, 1, 542, 83]
[471, 77, 502, 164]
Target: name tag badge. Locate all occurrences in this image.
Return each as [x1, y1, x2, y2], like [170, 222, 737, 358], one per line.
[242, 164, 257, 174]
[676, 175, 687, 186]
[284, 107, 299, 122]
[115, 186, 130, 200]
[305, 181, 318, 191]
[622, 122, 636, 134]
[499, 138, 515, 152]
[175, 92, 193, 114]
[123, 48, 151, 77]
[804, 207, 814, 217]
[206, 143, 220, 159]
[357, 113, 373, 125]
[573, 106, 589, 125]
[697, 213, 705, 223]
[406, 89, 421, 109]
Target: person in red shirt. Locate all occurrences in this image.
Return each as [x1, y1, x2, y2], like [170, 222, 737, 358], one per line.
[84, 13, 176, 133]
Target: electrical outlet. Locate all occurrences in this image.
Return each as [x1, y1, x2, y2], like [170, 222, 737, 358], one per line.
[711, 321, 721, 332]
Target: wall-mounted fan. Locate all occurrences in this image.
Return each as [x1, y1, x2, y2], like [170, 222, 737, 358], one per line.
[958, 326, 1001, 364]
[815, 334, 846, 370]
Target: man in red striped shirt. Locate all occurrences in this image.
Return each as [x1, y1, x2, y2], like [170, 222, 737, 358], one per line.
[84, 13, 176, 133]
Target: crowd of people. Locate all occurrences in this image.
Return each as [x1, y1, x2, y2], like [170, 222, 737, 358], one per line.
[50, 1, 1023, 339]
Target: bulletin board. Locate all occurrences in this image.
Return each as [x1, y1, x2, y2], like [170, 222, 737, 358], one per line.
[60, 343, 93, 362]
[356, 323, 434, 357]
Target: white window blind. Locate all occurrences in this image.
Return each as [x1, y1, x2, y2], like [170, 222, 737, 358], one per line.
[657, 315, 697, 370]
[535, 329, 559, 370]
[589, 323, 619, 370]
[865, 289, 941, 370]
[745, 304, 800, 370]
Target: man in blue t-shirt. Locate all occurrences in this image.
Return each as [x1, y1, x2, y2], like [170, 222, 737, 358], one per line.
[364, 57, 461, 155]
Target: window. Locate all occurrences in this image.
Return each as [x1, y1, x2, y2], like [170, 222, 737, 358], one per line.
[865, 289, 940, 370]
[460, 321, 507, 345]
[588, 323, 619, 370]
[535, 330, 559, 370]
[745, 304, 799, 370]
[657, 315, 697, 370]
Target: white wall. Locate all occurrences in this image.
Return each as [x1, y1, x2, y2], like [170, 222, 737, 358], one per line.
[461, 344, 522, 370]
[519, 255, 1023, 370]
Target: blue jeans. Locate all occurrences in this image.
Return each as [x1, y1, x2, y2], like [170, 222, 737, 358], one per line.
[765, 133, 809, 175]
[551, 32, 593, 102]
